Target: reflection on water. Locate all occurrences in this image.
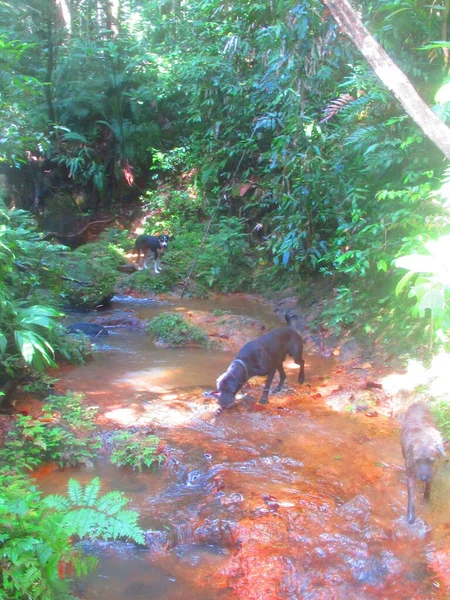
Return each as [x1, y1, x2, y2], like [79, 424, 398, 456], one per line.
[34, 295, 450, 599]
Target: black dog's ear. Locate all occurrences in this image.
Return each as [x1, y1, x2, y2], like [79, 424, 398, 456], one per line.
[169, 235, 175, 241]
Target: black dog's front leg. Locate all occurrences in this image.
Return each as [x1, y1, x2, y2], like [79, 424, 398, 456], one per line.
[259, 369, 277, 404]
[274, 364, 286, 392]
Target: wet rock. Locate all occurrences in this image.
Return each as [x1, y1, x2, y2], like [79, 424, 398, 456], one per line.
[192, 518, 236, 548]
[93, 310, 144, 329]
[67, 322, 109, 337]
[351, 553, 389, 586]
[336, 494, 371, 533]
[118, 263, 139, 274]
[143, 529, 173, 552]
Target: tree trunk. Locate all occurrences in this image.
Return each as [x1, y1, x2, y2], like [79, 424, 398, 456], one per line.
[45, 0, 56, 123]
[323, 0, 450, 161]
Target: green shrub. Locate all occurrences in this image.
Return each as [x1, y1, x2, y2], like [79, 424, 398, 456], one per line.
[195, 216, 253, 292]
[110, 431, 165, 471]
[0, 474, 143, 600]
[146, 312, 209, 346]
[0, 393, 100, 470]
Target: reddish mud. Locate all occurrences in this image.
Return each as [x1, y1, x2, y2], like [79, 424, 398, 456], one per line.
[19, 295, 450, 599]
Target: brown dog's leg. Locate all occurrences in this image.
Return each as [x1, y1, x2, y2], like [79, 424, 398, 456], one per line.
[424, 481, 431, 502]
[260, 369, 277, 404]
[407, 473, 416, 524]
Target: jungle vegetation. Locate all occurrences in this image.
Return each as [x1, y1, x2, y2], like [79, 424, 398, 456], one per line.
[1, 1, 450, 595]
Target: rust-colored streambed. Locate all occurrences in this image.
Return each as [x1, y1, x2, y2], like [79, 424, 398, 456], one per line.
[29, 295, 450, 599]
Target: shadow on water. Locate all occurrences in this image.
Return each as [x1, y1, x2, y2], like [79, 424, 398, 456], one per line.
[34, 295, 450, 599]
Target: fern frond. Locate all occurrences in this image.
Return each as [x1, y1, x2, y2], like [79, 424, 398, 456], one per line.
[96, 491, 128, 514]
[320, 93, 355, 123]
[61, 132, 88, 143]
[82, 477, 100, 506]
[43, 494, 71, 511]
[67, 478, 84, 505]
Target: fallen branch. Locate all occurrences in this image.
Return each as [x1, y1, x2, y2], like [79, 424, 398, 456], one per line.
[41, 217, 116, 241]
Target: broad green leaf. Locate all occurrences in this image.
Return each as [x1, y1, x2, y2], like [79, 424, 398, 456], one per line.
[395, 270, 416, 296]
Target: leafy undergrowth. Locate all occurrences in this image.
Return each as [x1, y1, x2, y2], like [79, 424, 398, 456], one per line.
[110, 431, 165, 471]
[0, 392, 101, 470]
[0, 474, 144, 600]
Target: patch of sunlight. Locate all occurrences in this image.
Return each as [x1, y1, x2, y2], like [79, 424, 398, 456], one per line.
[382, 352, 450, 399]
[115, 367, 184, 393]
[140, 402, 195, 426]
[104, 407, 149, 426]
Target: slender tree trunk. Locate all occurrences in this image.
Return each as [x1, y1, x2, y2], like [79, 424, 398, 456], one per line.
[103, 0, 119, 36]
[45, 0, 56, 123]
[323, 0, 450, 161]
[55, 0, 72, 34]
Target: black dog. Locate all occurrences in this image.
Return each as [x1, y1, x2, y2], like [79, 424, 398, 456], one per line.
[134, 234, 169, 273]
[216, 314, 305, 408]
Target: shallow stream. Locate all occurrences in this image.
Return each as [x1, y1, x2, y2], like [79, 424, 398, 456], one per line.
[33, 294, 450, 599]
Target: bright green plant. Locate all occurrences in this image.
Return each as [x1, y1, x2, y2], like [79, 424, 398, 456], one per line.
[395, 234, 450, 350]
[110, 431, 165, 471]
[43, 392, 99, 432]
[195, 217, 253, 292]
[0, 414, 101, 469]
[146, 312, 208, 346]
[0, 204, 65, 373]
[22, 374, 59, 398]
[0, 393, 100, 470]
[0, 474, 144, 600]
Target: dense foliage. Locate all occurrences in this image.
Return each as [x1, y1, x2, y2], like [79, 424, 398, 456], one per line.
[1, 0, 449, 357]
[1, 1, 450, 596]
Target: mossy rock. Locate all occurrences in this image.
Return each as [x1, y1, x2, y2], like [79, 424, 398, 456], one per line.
[146, 312, 209, 347]
[60, 241, 124, 309]
[118, 267, 179, 295]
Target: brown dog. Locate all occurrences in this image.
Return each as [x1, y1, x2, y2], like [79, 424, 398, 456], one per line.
[401, 401, 445, 524]
[216, 313, 305, 408]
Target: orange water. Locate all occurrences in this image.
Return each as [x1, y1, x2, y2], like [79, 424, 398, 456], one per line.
[34, 295, 450, 599]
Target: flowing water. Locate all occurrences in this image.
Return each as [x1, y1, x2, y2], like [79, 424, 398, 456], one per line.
[33, 295, 450, 599]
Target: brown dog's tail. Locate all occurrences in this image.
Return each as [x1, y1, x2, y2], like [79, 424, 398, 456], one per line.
[285, 311, 298, 326]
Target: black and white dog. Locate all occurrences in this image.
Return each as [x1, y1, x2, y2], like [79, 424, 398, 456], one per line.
[216, 313, 305, 408]
[134, 234, 170, 273]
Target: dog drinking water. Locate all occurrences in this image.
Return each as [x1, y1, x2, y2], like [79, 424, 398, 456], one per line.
[216, 313, 305, 408]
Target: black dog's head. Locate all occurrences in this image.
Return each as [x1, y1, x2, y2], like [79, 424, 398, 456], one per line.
[216, 367, 241, 408]
[158, 234, 170, 249]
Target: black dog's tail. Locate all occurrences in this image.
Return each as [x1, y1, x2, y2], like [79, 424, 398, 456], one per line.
[285, 311, 299, 326]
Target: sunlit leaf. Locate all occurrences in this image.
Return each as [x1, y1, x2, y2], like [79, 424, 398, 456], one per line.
[395, 254, 439, 274]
